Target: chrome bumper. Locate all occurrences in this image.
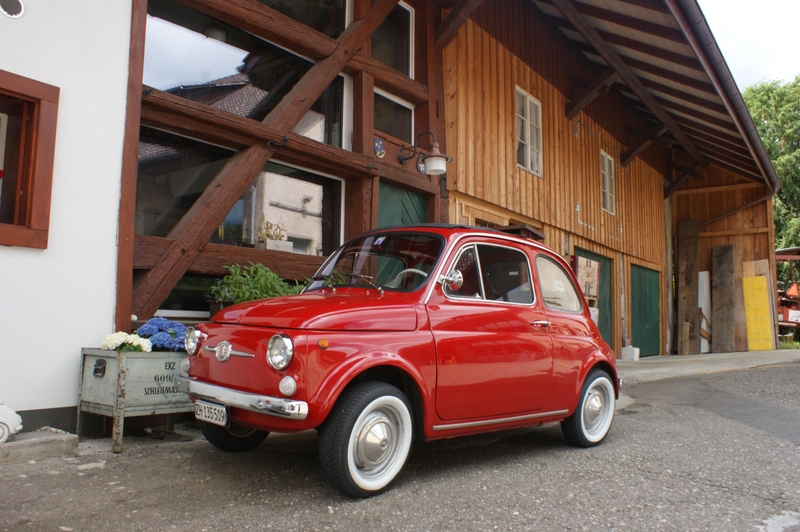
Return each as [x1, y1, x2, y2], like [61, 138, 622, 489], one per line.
[177, 377, 308, 420]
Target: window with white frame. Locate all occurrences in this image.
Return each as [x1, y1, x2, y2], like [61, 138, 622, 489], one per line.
[516, 87, 542, 176]
[601, 151, 615, 215]
[371, 2, 413, 78]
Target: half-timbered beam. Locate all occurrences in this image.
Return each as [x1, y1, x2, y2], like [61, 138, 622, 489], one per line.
[550, 0, 708, 166]
[621, 125, 667, 167]
[134, 236, 325, 280]
[434, 0, 486, 53]
[132, 0, 401, 319]
[668, 160, 703, 179]
[566, 68, 620, 119]
[174, 0, 428, 105]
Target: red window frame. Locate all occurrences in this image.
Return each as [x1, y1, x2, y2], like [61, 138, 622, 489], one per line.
[0, 69, 59, 249]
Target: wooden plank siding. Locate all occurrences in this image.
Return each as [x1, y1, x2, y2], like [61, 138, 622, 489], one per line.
[442, 19, 668, 355]
[670, 164, 775, 283]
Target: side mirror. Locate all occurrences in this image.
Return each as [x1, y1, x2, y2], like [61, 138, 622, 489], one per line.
[439, 270, 464, 292]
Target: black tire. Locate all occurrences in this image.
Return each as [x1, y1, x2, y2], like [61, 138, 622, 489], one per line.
[200, 422, 269, 452]
[319, 382, 413, 498]
[561, 368, 615, 448]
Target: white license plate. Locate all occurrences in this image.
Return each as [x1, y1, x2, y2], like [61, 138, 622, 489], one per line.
[195, 400, 227, 427]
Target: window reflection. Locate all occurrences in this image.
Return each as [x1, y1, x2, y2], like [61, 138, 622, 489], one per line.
[372, 3, 411, 76]
[136, 127, 341, 256]
[144, 0, 343, 147]
[256, 0, 345, 38]
[374, 93, 412, 143]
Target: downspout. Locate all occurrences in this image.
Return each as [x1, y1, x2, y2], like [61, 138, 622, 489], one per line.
[663, 0, 781, 227]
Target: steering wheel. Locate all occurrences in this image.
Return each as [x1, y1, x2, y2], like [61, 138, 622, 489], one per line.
[389, 268, 429, 288]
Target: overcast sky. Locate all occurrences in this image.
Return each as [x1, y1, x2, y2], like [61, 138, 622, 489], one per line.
[697, 0, 800, 89]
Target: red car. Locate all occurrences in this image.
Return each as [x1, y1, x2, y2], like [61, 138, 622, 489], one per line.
[179, 225, 618, 497]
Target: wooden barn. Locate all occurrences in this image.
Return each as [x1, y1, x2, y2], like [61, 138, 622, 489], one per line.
[119, 0, 778, 357]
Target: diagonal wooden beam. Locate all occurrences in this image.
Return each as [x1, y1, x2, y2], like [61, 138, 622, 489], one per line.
[175, 0, 428, 105]
[434, 0, 486, 53]
[627, 125, 674, 149]
[550, 0, 707, 167]
[132, 0, 400, 319]
[621, 124, 667, 167]
[566, 68, 620, 119]
[263, 0, 400, 132]
[664, 162, 700, 198]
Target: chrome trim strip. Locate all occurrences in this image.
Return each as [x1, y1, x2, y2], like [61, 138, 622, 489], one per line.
[203, 345, 254, 358]
[177, 377, 308, 420]
[432, 409, 569, 431]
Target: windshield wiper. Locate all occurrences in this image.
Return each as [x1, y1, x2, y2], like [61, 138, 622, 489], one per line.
[350, 274, 383, 295]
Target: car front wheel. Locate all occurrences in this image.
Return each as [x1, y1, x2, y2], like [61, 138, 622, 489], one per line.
[200, 422, 269, 452]
[320, 382, 413, 498]
[561, 368, 615, 447]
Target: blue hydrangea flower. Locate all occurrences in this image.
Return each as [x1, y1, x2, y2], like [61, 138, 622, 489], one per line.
[136, 317, 188, 351]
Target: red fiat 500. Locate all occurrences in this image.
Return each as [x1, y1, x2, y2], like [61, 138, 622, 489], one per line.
[179, 225, 618, 497]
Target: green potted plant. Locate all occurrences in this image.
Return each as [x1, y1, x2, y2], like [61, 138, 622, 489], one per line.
[210, 262, 304, 314]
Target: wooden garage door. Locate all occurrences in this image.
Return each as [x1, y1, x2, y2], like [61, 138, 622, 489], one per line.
[631, 264, 661, 356]
[378, 182, 426, 228]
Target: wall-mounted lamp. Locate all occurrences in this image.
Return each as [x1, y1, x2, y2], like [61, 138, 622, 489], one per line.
[203, 25, 228, 43]
[399, 131, 452, 176]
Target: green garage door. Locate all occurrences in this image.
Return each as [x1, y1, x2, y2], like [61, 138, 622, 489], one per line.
[378, 182, 426, 228]
[631, 264, 661, 356]
[574, 248, 613, 349]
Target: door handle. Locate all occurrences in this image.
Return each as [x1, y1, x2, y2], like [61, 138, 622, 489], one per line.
[531, 320, 551, 328]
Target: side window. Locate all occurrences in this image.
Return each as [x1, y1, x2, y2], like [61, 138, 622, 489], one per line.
[477, 245, 533, 304]
[443, 245, 482, 299]
[536, 255, 582, 312]
[444, 243, 533, 304]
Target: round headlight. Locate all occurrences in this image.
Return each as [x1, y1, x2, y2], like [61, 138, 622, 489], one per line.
[185, 327, 199, 355]
[267, 334, 293, 370]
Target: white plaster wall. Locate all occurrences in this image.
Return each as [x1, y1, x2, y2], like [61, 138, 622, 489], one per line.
[0, 2, 132, 411]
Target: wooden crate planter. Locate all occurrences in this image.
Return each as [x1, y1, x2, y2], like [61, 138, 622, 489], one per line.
[78, 348, 194, 452]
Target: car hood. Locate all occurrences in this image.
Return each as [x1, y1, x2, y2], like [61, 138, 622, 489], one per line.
[212, 292, 419, 332]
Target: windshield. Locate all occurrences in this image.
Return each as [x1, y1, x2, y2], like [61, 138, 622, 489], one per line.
[305, 232, 445, 292]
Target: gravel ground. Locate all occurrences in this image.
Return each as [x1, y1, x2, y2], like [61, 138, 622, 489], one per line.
[1, 364, 799, 531]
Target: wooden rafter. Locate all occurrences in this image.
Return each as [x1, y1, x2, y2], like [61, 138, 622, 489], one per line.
[617, 0, 670, 14]
[550, 0, 706, 165]
[639, 78, 727, 116]
[434, 0, 486, 53]
[549, 16, 703, 71]
[132, 0, 401, 319]
[565, 68, 620, 119]
[538, 0, 685, 43]
[621, 124, 667, 167]
[174, 0, 428, 105]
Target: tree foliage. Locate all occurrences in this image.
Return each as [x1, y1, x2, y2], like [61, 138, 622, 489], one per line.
[744, 77, 800, 282]
[743, 77, 800, 249]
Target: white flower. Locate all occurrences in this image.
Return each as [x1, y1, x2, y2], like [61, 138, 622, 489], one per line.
[101, 332, 152, 352]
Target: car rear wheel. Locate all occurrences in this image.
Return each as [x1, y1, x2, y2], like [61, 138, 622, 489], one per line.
[561, 368, 615, 447]
[200, 422, 269, 452]
[0, 422, 10, 444]
[319, 382, 413, 498]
